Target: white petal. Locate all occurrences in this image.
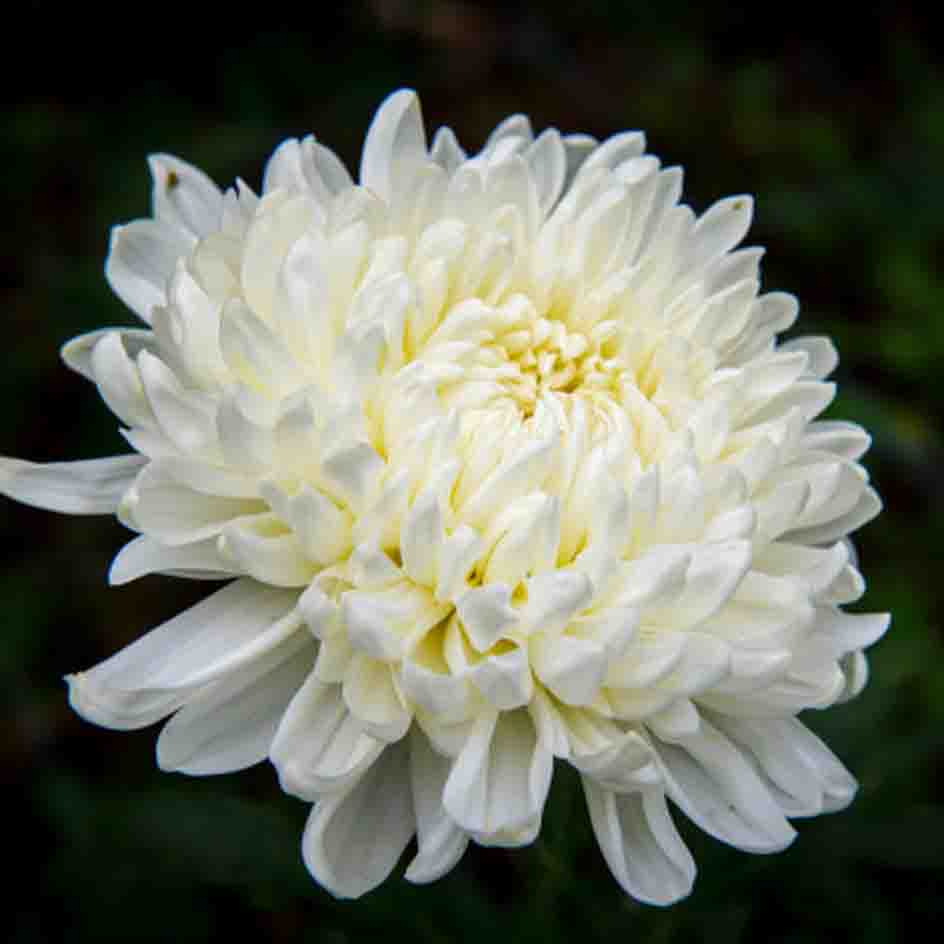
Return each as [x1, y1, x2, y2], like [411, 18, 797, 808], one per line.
[455, 584, 518, 652]
[519, 570, 593, 636]
[406, 728, 469, 884]
[435, 525, 483, 602]
[802, 420, 871, 462]
[531, 633, 606, 706]
[360, 88, 427, 202]
[468, 645, 534, 710]
[61, 327, 156, 382]
[302, 739, 414, 898]
[443, 707, 551, 844]
[219, 298, 302, 394]
[240, 192, 316, 321]
[646, 541, 751, 630]
[342, 582, 447, 661]
[430, 126, 466, 174]
[271, 674, 384, 799]
[481, 494, 561, 587]
[156, 630, 314, 774]
[614, 545, 691, 608]
[655, 720, 796, 853]
[401, 489, 443, 588]
[526, 129, 567, 215]
[321, 443, 385, 513]
[138, 351, 217, 453]
[109, 534, 236, 584]
[66, 579, 300, 729]
[779, 335, 838, 380]
[783, 486, 882, 545]
[90, 332, 154, 429]
[125, 462, 263, 545]
[400, 652, 471, 722]
[219, 512, 316, 587]
[0, 454, 145, 515]
[713, 715, 857, 816]
[814, 608, 890, 657]
[343, 654, 412, 742]
[583, 782, 695, 905]
[106, 219, 192, 323]
[688, 195, 753, 271]
[606, 631, 688, 689]
[571, 727, 657, 792]
[148, 153, 223, 238]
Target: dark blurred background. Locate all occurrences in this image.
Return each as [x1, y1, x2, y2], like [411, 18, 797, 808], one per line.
[5, 2, 943, 941]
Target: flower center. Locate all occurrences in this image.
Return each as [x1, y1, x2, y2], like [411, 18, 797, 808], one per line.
[421, 291, 629, 428]
[496, 314, 625, 417]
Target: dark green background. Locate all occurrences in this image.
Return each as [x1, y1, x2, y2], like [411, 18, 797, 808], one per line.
[6, 3, 942, 941]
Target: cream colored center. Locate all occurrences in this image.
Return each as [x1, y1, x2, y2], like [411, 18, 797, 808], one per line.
[491, 315, 627, 417]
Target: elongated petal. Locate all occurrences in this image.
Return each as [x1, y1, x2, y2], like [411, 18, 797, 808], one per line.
[157, 630, 314, 774]
[712, 715, 857, 816]
[271, 674, 384, 799]
[106, 219, 192, 323]
[406, 727, 469, 883]
[109, 534, 236, 584]
[149, 153, 223, 239]
[302, 739, 414, 898]
[66, 579, 300, 729]
[443, 707, 551, 844]
[125, 463, 263, 545]
[360, 89, 427, 202]
[0, 454, 145, 514]
[655, 720, 796, 853]
[584, 782, 695, 905]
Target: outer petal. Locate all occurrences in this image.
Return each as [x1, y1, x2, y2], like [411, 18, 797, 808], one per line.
[106, 219, 193, 323]
[302, 738, 414, 898]
[109, 534, 237, 585]
[406, 727, 469, 884]
[156, 630, 315, 774]
[0, 454, 145, 515]
[712, 715, 857, 816]
[66, 579, 300, 730]
[270, 674, 384, 799]
[443, 707, 552, 845]
[360, 89, 427, 202]
[654, 720, 796, 853]
[148, 153, 224, 239]
[123, 463, 264, 545]
[583, 781, 695, 905]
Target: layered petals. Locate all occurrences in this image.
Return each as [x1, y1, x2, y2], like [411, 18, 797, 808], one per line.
[0, 88, 886, 905]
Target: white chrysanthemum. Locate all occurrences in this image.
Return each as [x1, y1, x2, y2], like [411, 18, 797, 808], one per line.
[2, 90, 887, 902]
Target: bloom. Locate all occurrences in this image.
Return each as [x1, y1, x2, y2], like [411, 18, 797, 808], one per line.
[2, 88, 887, 902]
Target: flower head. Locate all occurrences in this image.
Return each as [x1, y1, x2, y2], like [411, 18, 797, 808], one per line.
[2, 89, 887, 902]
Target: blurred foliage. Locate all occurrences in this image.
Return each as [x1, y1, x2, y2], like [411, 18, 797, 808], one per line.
[5, 2, 943, 942]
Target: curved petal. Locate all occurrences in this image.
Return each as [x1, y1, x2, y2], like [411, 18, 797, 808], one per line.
[66, 579, 300, 730]
[106, 219, 192, 323]
[712, 715, 857, 816]
[406, 727, 469, 884]
[343, 654, 412, 742]
[583, 781, 695, 905]
[443, 707, 552, 845]
[271, 674, 384, 800]
[156, 630, 315, 774]
[148, 153, 223, 239]
[109, 534, 237, 585]
[654, 720, 796, 853]
[124, 462, 264, 545]
[302, 739, 414, 898]
[0, 454, 145, 515]
[360, 88, 427, 202]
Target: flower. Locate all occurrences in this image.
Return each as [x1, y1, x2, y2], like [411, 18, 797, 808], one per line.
[2, 89, 887, 903]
